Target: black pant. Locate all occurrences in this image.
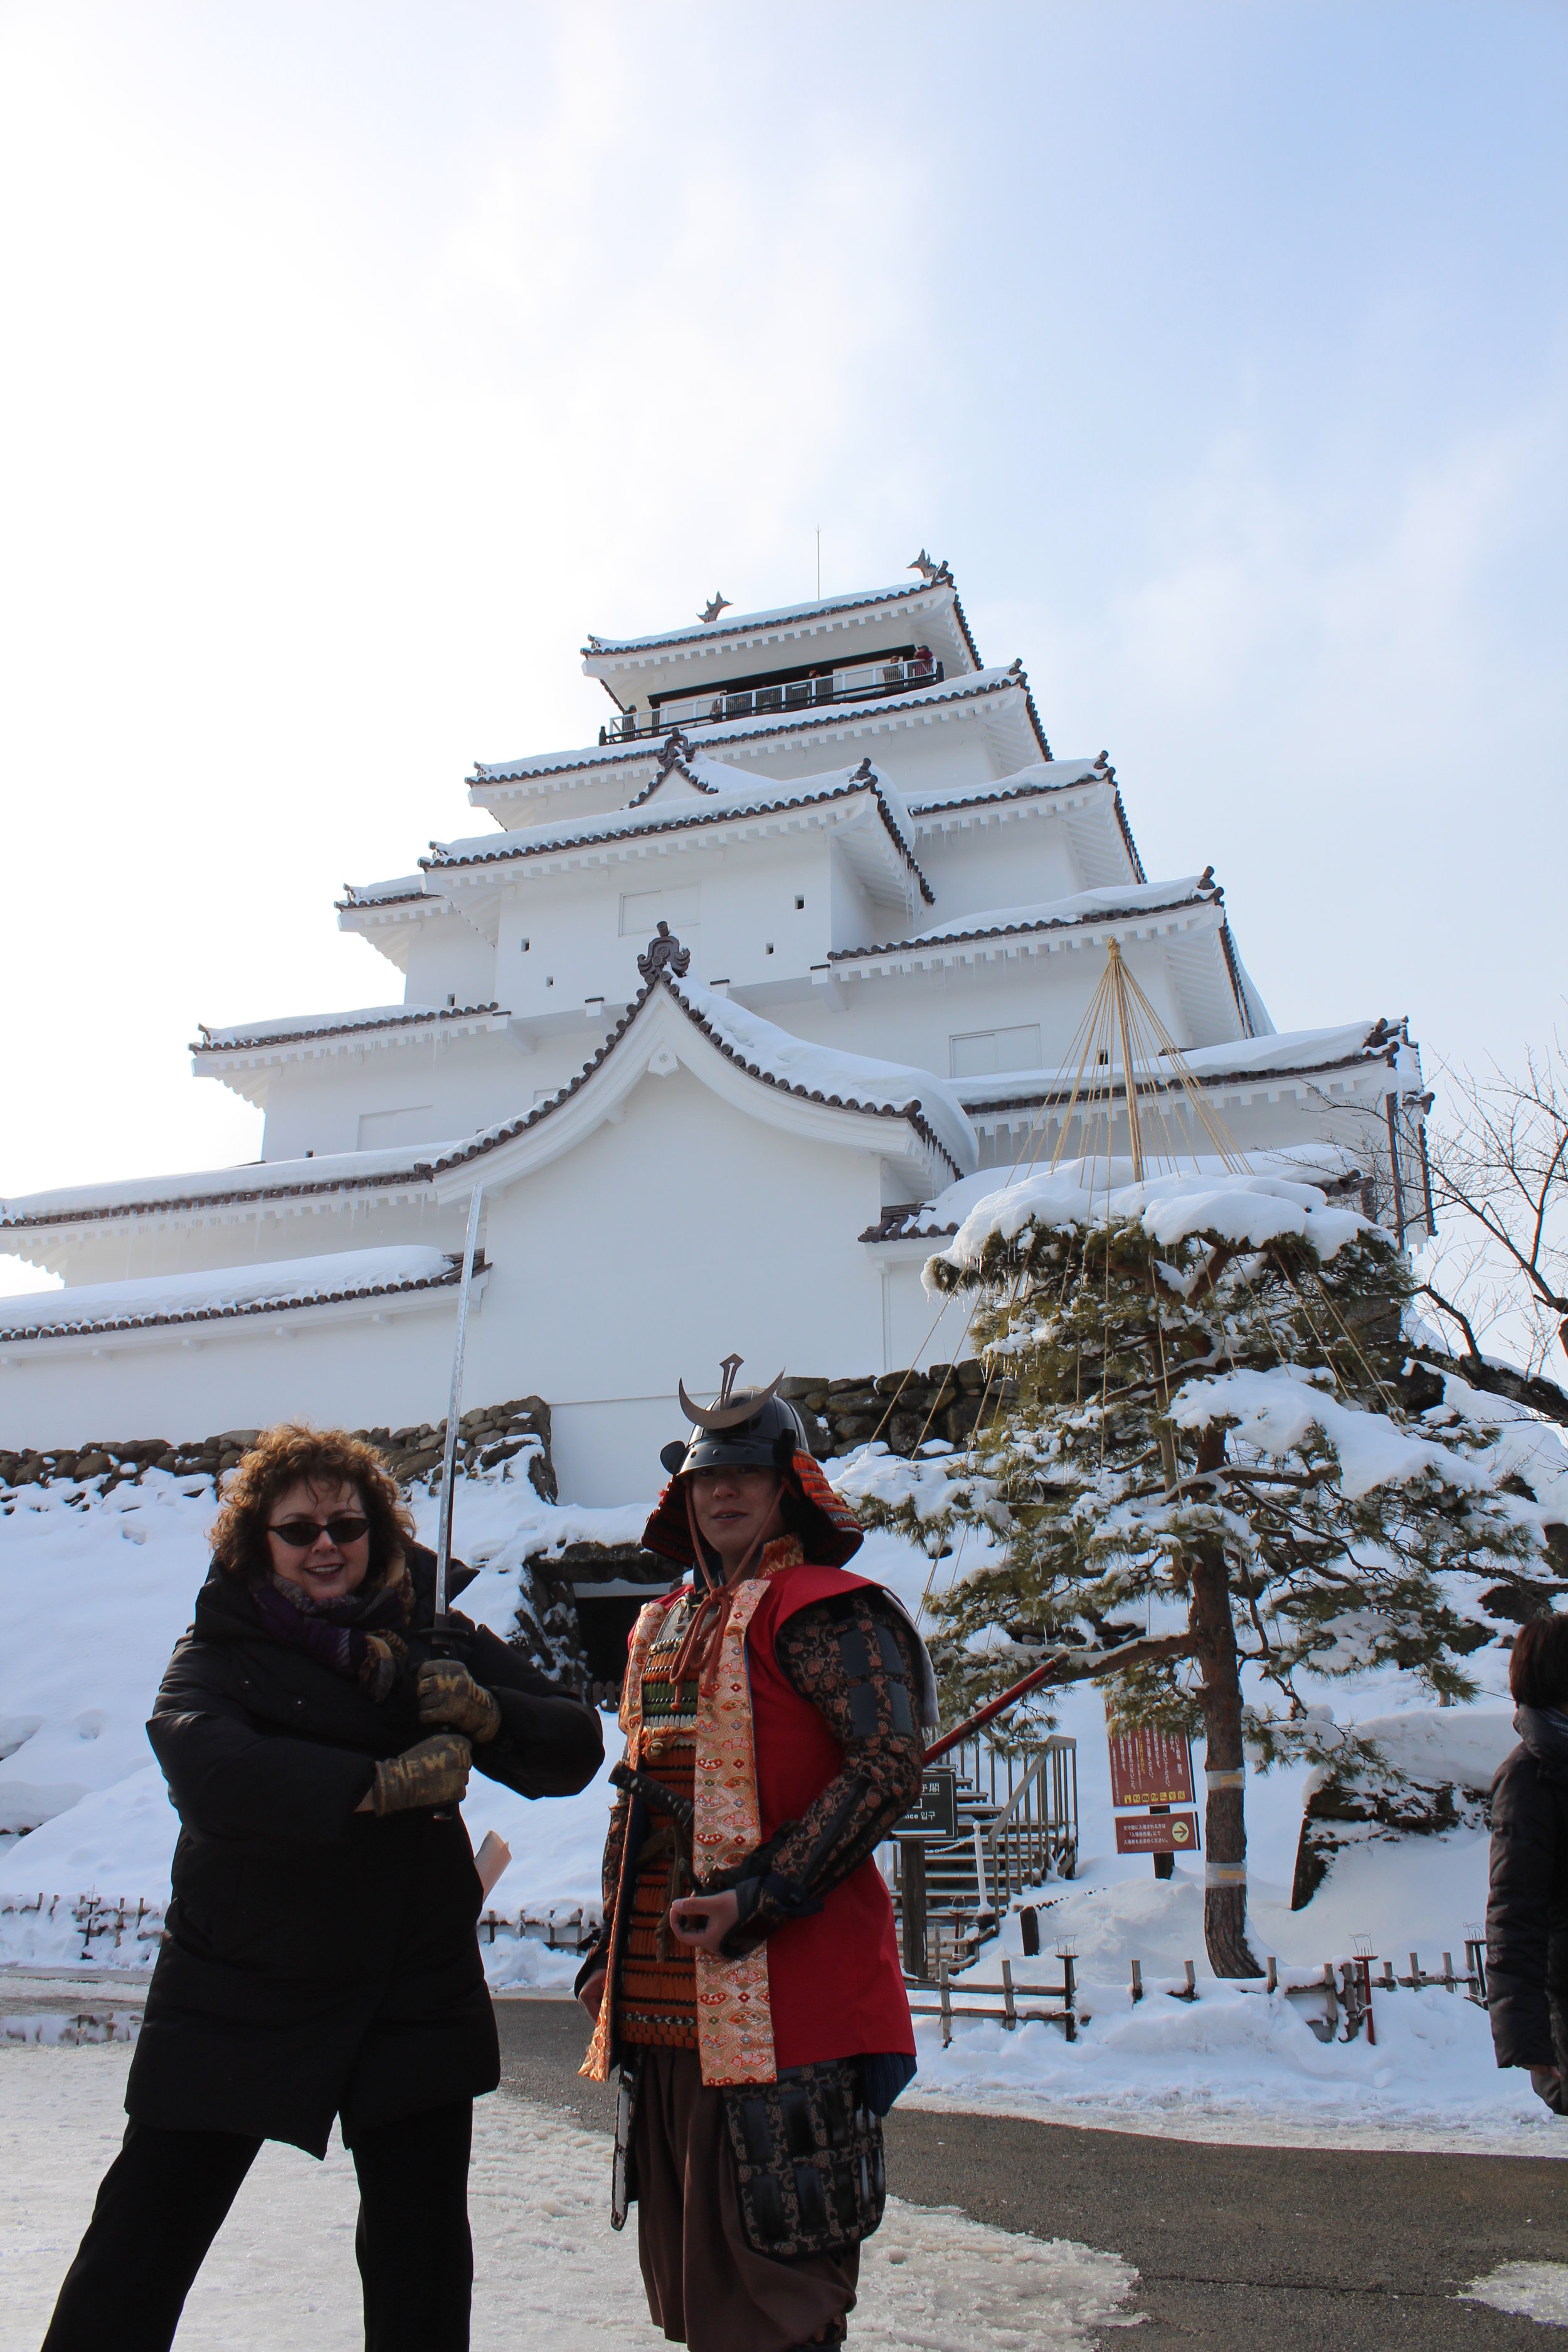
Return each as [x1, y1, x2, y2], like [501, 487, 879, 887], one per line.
[41, 2098, 474, 2352]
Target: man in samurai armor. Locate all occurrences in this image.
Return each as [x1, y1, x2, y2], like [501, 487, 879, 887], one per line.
[576, 1359, 934, 2351]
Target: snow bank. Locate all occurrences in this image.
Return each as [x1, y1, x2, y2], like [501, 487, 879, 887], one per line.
[908, 1838, 1557, 2149]
[913, 1964, 1548, 2148]
[1300, 1708, 1517, 1801]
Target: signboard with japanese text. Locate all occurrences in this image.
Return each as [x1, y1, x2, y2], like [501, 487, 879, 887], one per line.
[893, 1767, 958, 1841]
[1107, 1727, 1194, 1809]
[1115, 1811, 1200, 1855]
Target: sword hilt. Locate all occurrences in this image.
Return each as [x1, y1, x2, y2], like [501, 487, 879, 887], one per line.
[610, 1759, 695, 1833]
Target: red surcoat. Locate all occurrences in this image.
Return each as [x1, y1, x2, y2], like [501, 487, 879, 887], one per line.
[707, 1558, 913, 2070]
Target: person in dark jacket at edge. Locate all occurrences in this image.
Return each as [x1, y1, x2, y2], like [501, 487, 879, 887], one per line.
[41, 1423, 603, 2352]
[1488, 1611, 1568, 2116]
[576, 1359, 934, 2352]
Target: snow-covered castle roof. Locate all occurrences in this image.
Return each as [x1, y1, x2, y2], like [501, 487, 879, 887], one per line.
[0, 557, 1429, 1467]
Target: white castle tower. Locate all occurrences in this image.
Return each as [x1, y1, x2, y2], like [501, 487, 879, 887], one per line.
[1, 566, 1428, 1499]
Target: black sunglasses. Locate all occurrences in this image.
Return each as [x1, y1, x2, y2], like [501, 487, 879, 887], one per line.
[267, 1515, 371, 1551]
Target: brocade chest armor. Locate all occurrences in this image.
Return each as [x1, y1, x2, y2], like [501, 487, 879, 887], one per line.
[616, 1592, 701, 2051]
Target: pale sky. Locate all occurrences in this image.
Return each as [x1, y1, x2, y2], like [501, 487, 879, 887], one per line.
[2, 2, 1564, 1298]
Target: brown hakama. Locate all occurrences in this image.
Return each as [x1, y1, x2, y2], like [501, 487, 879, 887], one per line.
[633, 2046, 859, 2352]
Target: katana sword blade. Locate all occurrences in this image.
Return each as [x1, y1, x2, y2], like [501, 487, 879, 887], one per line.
[434, 1182, 484, 1626]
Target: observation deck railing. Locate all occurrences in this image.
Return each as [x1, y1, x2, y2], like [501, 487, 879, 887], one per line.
[597, 655, 945, 744]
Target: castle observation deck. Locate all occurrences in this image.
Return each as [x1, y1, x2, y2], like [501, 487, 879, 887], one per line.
[581, 572, 982, 745]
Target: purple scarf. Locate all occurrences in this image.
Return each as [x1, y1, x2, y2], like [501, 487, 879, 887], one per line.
[250, 1554, 415, 1702]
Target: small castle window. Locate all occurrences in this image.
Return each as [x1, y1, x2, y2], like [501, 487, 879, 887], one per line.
[795, 896, 805, 911]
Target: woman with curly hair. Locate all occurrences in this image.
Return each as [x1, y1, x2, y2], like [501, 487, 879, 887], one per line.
[43, 1423, 603, 2352]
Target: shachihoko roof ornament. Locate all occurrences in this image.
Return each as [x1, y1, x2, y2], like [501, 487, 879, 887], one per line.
[698, 592, 732, 623]
[908, 549, 953, 587]
[677, 1352, 785, 1431]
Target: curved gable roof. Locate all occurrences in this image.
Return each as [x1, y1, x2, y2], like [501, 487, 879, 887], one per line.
[426, 935, 974, 1194]
[425, 758, 935, 904]
[5, 939, 975, 1246]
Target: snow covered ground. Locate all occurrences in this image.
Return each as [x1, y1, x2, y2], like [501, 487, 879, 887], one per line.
[0, 2045, 1137, 2351]
[0, 1463, 1557, 2148]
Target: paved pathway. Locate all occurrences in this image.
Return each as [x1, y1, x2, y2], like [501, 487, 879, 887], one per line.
[497, 2000, 1568, 2347]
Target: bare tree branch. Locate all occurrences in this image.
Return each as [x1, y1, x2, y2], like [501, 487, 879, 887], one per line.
[1424, 1032, 1568, 1379]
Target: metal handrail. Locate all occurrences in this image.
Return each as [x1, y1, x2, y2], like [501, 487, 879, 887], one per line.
[599, 657, 944, 743]
[891, 1729, 1079, 1958]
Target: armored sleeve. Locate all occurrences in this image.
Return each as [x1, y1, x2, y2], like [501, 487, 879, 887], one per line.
[718, 1588, 925, 1950]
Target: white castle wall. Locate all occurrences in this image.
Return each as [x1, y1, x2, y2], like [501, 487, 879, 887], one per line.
[3, 1061, 974, 1499]
[749, 938, 1195, 1078]
[0, 1295, 465, 1459]
[915, 819, 1086, 914]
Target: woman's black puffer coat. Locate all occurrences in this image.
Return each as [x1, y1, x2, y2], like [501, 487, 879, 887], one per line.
[1486, 1705, 1568, 2085]
[126, 1543, 603, 2156]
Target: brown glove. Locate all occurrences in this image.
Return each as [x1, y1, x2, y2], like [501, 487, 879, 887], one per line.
[368, 1733, 473, 1816]
[416, 1659, 502, 1744]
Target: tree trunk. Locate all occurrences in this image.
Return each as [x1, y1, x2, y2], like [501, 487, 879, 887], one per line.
[1185, 1428, 1262, 1978]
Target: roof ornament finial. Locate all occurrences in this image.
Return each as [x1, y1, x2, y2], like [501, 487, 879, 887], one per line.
[850, 755, 875, 783]
[637, 921, 692, 983]
[698, 592, 731, 624]
[677, 1353, 787, 1430]
[908, 549, 953, 587]
[657, 727, 691, 773]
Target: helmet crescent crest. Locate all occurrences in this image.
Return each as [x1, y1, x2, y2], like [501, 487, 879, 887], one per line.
[676, 1352, 787, 1432]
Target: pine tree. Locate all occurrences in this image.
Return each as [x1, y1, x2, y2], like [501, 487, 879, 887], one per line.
[852, 1161, 1564, 1977]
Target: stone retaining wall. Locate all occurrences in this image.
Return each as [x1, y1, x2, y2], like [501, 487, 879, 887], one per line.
[782, 1360, 996, 1457]
[0, 1360, 996, 1499]
[0, 1397, 556, 1500]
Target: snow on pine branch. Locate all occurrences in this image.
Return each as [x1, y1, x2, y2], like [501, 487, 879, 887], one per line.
[829, 1439, 1000, 1530]
[925, 1160, 1370, 1295]
[1170, 1364, 1568, 1530]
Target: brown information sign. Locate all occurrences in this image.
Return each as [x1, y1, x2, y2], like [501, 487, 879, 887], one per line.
[1115, 1811, 1200, 1855]
[1107, 1727, 1194, 1809]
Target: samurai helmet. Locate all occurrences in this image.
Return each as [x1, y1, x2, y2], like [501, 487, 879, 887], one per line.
[660, 1353, 807, 1476]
